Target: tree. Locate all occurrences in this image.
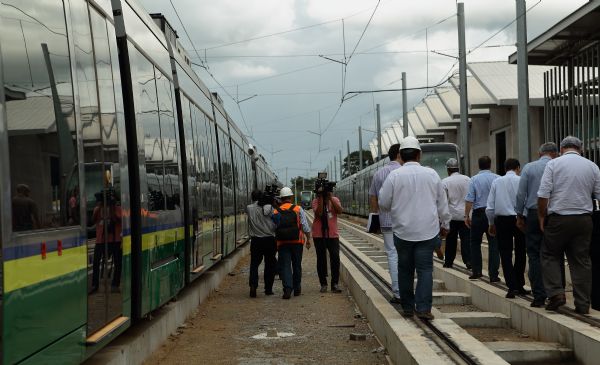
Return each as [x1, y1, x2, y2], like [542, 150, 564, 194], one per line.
[290, 176, 317, 192]
[342, 149, 373, 178]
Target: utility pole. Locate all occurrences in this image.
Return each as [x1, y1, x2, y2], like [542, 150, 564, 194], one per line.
[339, 149, 343, 180]
[294, 178, 298, 203]
[347, 140, 351, 175]
[358, 126, 364, 170]
[376, 104, 382, 161]
[402, 72, 408, 138]
[285, 167, 288, 186]
[457, 2, 471, 175]
[334, 155, 337, 182]
[516, 0, 531, 163]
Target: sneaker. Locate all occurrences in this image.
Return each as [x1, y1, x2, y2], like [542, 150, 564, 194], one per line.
[282, 288, 292, 299]
[320, 285, 328, 293]
[530, 299, 546, 308]
[250, 287, 257, 298]
[489, 277, 501, 283]
[331, 285, 342, 293]
[415, 311, 435, 320]
[294, 288, 301, 296]
[545, 294, 566, 311]
[468, 273, 482, 280]
[389, 297, 402, 304]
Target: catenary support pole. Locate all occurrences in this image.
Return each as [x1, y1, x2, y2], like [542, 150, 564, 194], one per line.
[516, 0, 531, 163]
[402, 72, 408, 138]
[334, 155, 337, 182]
[457, 2, 471, 175]
[376, 104, 382, 161]
[358, 126, 364, 170]
[339, 149, 343, 180]
[347, 140, 351, 175]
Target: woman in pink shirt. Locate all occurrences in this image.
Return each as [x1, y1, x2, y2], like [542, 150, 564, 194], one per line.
[311, 191, 343, 293]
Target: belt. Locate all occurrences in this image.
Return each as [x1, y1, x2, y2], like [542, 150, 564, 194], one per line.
[473, 208, 486, 214]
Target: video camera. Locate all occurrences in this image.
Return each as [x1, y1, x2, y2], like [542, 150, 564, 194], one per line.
[258, 184, 280, 207]
[314, 172, 336, 196]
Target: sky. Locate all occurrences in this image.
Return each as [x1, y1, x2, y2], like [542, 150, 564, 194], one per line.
[139, 0, 587, 184]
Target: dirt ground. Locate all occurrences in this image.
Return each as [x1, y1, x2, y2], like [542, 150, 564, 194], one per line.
[144, 246, 388, 365]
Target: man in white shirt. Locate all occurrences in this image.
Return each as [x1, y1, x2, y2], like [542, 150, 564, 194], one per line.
[486, 158, 527, 299]
[538, 136, 600, 313]
[442, 158, 471, 269]
[379, 137, 451, 320]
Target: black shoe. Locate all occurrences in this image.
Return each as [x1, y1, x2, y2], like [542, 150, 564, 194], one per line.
[331, 285, 342, 293]
[401, 310, 414, 318]
[505, 290, 517, 299]
[469, 273, 482, 280]
[545, 294, 566, 311]
[264, 290, 274, 296]
[575, 307, 590, 315]
[517, 288, 531, 296]
[443, 264, 453, 268]
[390, 297, 402, 304]
[466, 263, 472, 270]
[282, 288, 292, 299]
[489, 277, 501, 283]
[320, 285, 328, 293]
[250, 287, 257, 298]
[294, 288, 301, 296]
[415, 311, 435, 320]
[530, 299, 545, 308]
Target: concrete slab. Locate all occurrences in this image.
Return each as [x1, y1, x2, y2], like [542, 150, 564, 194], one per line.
[445, 312, 509, 328]
[485, 341, 573, 364]
[433, 292, 471, 305]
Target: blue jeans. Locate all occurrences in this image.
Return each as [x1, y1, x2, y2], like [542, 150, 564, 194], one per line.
[278, 244, 303, 291]
[470, 210, 500, 279]
[526, 209, 546, 301]
[394, 235, 437, 313]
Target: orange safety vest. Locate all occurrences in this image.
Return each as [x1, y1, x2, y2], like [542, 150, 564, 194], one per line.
[274, 202, 304, 246]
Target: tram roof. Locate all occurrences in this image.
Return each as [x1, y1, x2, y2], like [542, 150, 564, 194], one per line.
[508, 0, 600, 65]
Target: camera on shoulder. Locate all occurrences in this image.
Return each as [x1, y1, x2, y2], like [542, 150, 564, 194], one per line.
[258, 184, 279, 207]
[313, 171, 336, 196]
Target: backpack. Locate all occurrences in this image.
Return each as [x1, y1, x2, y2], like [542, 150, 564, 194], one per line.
[276, 204, 301, 241]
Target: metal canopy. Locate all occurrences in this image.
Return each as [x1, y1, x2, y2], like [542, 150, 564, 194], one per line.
[415, 104, 456, 133]
[508, 0, 600, 65]
[435, 86, 489, 119]
[423, 95, 460, 127]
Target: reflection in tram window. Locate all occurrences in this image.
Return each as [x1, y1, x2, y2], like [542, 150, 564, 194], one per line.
[2, 0, 78, 231]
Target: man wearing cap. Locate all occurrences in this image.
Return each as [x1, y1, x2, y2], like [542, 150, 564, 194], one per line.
[369, 143, 402, 303]
[538, 136, 600, 313]
[441, 158, 471, 269]
[465, 156, 500, 281]
[379, 137, 451, 320]
[273, 187, 312, 299]
[515, 142, 558, 307]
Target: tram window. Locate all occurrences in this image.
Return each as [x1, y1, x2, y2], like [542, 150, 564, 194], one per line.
[1, 0, 79, 232]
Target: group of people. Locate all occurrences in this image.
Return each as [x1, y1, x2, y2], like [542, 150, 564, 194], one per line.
[370, 135, 600, 320]
[247, 184, 343, 299]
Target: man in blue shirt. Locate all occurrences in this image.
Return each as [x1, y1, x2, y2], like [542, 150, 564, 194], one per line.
[465, 156, 500, 281]
[487, 158, 526, 298]
[515, 142, 558, 307]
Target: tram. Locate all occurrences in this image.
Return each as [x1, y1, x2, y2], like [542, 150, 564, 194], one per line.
[336, 143, 461, 217]
[300, 191, 313, 210]
[0, 0, 276, 364]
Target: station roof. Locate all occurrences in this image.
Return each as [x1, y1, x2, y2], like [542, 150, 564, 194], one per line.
[407, 110, 443, 140]
[423, 95, 459, 127]
[435, 84, 489, 119]
[449, 75, 496, 108]
[508, 1, 600, 65]
[467, 62, 551, 107]
[415, 104, 456, 134]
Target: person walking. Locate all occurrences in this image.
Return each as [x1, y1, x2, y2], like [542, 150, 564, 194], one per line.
[486, 159, 527, 298]
[465, 156, 500, 281]
[538, 136, 600, 313]
[379, 137, 451, 320]
[312, 187, 343, 293]
[441, 158, 471, 269]
[273, 187, 312, 299]
[247, 189, 277, 298]
[368, 143, 402, 303]
[515, 142, 558, 307]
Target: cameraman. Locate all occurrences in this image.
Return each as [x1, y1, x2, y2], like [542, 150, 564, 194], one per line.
[247, 189, 277, 298]
[312, 177, 343, 293]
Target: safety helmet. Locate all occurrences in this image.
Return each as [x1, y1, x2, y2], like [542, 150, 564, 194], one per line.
[446, 158, 459, 169]
[400, 136, 421, 151]
[279, 187, 294, 198]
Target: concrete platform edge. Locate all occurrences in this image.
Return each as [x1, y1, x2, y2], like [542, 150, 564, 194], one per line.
[84, 243, 250, 365]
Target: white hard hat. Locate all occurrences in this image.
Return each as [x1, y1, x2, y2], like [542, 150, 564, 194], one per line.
[279, 187, 294, 198]
[400, 136, 421, 151]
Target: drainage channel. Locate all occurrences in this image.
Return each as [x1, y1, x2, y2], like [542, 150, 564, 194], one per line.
[336, 218, 581, 365]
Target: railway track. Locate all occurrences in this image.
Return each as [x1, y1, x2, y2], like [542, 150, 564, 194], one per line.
[333, 215, 590, 364]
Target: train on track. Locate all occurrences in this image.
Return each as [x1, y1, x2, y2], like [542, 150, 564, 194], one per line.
[0, 0, 277, 363]
[336, 143, 461, 217]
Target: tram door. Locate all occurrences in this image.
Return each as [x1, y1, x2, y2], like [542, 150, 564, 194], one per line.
[78, 6, 124, 335]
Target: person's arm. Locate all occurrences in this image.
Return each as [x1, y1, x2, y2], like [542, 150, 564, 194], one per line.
[537, 162, 554, 232]
[298, 209, 312, 248]
[486, 181, 497, 236]
[515, 166, 528, 217]
[331, 195, 342, 214]
[368, 174, 380, 213]
[436, 178, 451, 236]
[537, 197, 548, 233]
[464, 180, 476, 228]
[593, 165, 600, 200]
[378, 176, 394, 212]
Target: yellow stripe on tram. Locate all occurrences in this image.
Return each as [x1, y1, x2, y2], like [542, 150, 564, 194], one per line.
[4, 245, 87, 293]
[141, 227, 185, 251]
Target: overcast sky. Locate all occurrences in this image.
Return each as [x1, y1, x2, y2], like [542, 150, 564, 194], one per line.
[139, 0, 586, 184]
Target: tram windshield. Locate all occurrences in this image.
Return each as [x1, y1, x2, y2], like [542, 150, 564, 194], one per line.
[421, 149, 460, 178]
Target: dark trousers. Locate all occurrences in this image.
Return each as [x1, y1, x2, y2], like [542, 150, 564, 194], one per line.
[542, 214, 593, 311]
[526, 209, 546, 301]
[470, 209, 500, 278]
[314, 237, 341, 287]
[278, 244, 304, 291]
[592, 210, 600, 310]
[495, 216, 526, 291]
[249, 236, 277, 291]
[445, 220, 471, 267]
